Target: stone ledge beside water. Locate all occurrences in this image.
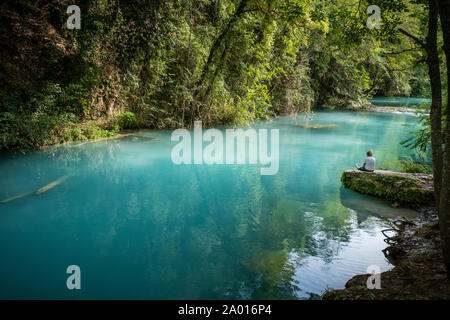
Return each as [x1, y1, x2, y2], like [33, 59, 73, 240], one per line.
[341, 170, 434, 205]
[322, 207, 450, 300]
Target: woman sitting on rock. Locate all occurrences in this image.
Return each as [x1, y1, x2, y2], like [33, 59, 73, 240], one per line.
[355, 149, 375, 172]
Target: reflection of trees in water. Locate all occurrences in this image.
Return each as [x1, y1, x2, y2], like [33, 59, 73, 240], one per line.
[40, 138, 358, 299]
[201, 168, 356, 299]
[44, 139, 123, 170]
[1, 113, 424, 298]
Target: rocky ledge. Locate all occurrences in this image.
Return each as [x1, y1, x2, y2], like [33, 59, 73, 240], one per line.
[341, 170, 434, 205]
[323, 207, 450, 300]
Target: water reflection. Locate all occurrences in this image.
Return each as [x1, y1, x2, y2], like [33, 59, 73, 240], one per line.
[340, 187, 418, 224]
[0, 112, 423, 299]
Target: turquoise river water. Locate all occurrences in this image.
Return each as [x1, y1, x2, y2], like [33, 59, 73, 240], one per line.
[0, 111, 424, 299]
[369, 96, 431, 107]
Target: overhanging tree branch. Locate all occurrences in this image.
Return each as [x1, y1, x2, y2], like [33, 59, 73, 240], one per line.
[398, 28, 427, 51]
[383, 47, 420, 55]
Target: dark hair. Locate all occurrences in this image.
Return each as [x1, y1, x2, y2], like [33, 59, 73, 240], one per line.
[367, 149, 373, 157]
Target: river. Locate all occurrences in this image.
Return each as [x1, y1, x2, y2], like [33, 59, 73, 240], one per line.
[0, 111, 425, 299]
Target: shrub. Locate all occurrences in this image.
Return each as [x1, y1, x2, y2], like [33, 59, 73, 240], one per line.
[399, 160, 432, 174]
[379, 160, 432, 174]
[117, 112, 138, 129]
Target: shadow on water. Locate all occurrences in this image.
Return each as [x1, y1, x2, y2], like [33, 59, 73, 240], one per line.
[339, 187, 418, 224]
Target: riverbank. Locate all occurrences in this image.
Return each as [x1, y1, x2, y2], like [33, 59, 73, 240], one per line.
[312, 103, 426, 116]
[325, 169, 450, 299]
[1, 103, 424, 153]
[323, 206, 450, 299]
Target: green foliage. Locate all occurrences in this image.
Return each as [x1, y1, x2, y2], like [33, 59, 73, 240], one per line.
[379, 158, 433, 173]
[0, 112, 67, 151]
[59, 123, 118, 143]
[0, 0, 433, 151]
[117, 112, 138, 129]
[399, 160, 432, 174]
[400, 113, 431, 153]
[0, 111, 118, 151]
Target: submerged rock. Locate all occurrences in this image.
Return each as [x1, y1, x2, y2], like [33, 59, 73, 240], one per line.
[294, 124, 339, 130]
[341, 170, 434, 205]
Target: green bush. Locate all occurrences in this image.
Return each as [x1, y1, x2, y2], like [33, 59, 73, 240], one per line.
[399, 160, 432, 174]
[378, 160, 432, 174]
[59, 122, 119, 144]
[0, 111, 73, 151]
[117, 112, 138, 129]
[0, 109, 120, 151]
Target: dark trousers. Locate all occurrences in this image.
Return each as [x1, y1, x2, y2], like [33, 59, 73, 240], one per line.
[357, 167, 374, 172]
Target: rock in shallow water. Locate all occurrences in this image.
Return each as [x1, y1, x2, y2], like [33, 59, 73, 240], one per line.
[341, 170, 434, 205]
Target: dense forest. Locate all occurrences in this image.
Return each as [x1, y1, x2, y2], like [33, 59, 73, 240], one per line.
[0, 0, 441, 152]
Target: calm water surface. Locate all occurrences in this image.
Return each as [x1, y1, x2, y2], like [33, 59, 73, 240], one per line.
[0, 111, 422, 299]
[369, 96, 431, 107]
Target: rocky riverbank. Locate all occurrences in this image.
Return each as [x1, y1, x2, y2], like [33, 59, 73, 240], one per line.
[323, 170, 449, 300]
[323, 206, 450, 299]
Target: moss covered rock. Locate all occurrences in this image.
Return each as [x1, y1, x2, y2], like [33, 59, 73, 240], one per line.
[341, 170, 434, 205]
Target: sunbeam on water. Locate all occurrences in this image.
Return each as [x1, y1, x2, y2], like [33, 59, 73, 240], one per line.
[0, 111, 423, 299]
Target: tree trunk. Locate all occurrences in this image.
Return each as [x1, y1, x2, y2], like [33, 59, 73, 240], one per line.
[188, 0, 250, 124]
[427, 0, 443, 208]
[198, 0, 249, 88]
[436, 0, 450, 277]
[398, 1, 443, 207]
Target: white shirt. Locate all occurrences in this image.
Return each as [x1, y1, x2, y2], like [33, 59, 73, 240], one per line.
[365, 156, 375, 171]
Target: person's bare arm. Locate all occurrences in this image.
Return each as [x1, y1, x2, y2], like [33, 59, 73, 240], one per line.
[362, 162, 366, 169]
